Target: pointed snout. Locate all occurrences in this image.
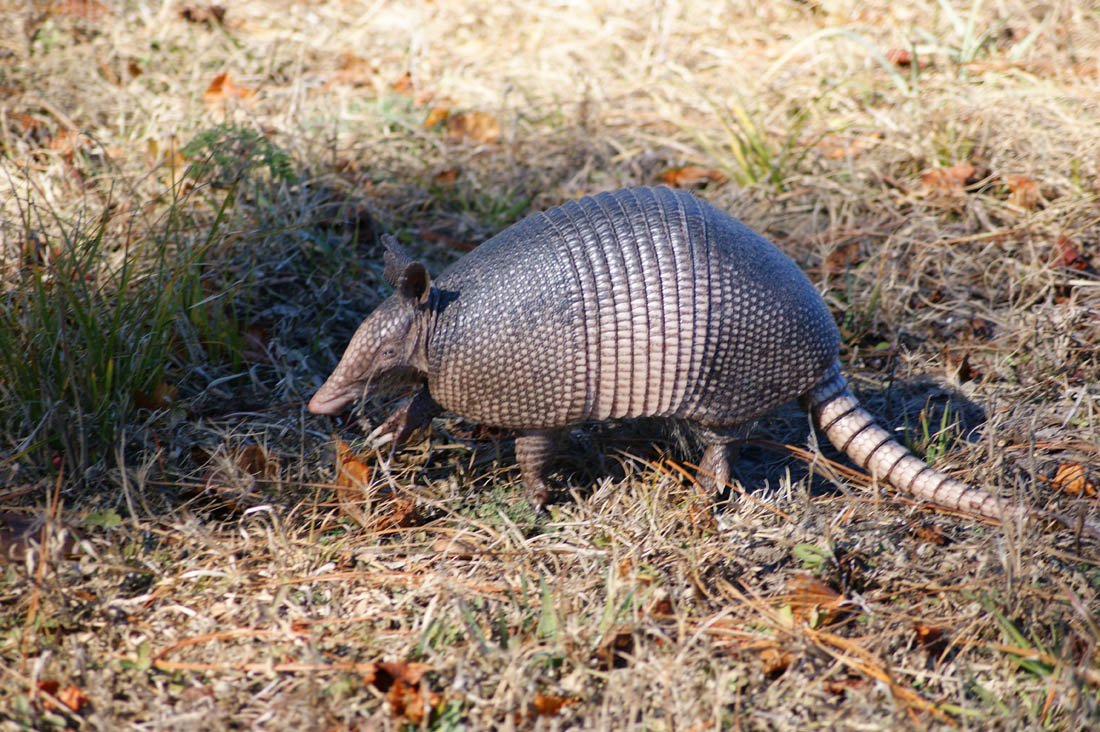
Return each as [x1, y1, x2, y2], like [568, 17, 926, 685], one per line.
[307, 378, 356, 415]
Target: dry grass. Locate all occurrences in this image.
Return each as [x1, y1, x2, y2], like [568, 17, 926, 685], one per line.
[1, 0, 1099, 729]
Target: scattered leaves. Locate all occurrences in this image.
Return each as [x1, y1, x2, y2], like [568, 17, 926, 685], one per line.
[659, 165, 727, 188]
[445, 111, 501, 144]
[203, 72, 255, 110]
[1005, 173, 1041, 209]
[1049, 462, 1097, 498]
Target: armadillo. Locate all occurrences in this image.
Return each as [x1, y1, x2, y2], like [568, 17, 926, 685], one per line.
[309, 185, 1092, 535]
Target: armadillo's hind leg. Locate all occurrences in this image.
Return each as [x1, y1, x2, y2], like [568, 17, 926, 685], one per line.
[694, 423, 754, 501]
[515, 429, 563, 509]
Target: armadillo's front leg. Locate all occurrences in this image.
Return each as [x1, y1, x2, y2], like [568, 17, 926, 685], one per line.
[515, 429, 563, 508]
[369, 385, 440, 447]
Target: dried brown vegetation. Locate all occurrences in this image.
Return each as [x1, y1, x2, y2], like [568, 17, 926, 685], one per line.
[1, 0, 1098, 729]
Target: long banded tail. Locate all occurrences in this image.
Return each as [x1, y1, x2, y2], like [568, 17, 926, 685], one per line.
[802, 363, 1023, 523]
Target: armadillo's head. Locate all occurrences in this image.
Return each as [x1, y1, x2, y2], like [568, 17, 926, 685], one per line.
[308, 236, 433, 416]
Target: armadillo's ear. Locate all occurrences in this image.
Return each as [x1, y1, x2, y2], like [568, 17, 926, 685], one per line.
[397, 261, 431, 305]
[381, 234, 414, 287]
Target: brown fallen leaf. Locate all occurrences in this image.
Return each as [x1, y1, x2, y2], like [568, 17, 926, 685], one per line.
[10, 112, 49, 142]
[445, 111, 501, 144]
[335, 439, 371, 489]
[429, 536, 483, 559]
[758, 646, 795, 678]
[362, 662, 438, 725]
[782, 573, 847, 627]
[824, 240, 862, 273]
[885, 48, 913, 66]
[1050, 462, 1097, 498]
[531, 693, 577, 717]
[424, 106, 450, 129]
[433, 167, 459, 186]
[49, 128, 89, 162]
[919, 163, 977, 196]
[908, 521, 948, 546]
[941, 348, 980, 383]
[49, 0, 109, 20]
[333, 440, 375, 527]
[390, 71, 414, 94]
[179, 4, 226, 25]
[134, 381, 177, 410]
[594, 629, 634, 670]
[913, 624, 947, 647]
[237, 444, 277, 479]
[819, 133, 881, 160]
[199, 444, 277, 505]
[659, 165, 727, 188]
[332, 51, 374, 87]
[824, 675, 868, 695]
[1055, 235, 1095, 273]
[204, 72, 255, 110]
[0, 513, 40, 563]
[420, 230, 476, 252]
[241, 324, 270, 362]
[1005, 173, 1041, 210]
[56, 685, 90, 712]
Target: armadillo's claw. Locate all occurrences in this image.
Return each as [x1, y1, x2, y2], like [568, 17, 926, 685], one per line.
[369, 386, 441, 448]
[366, 423, 396, 448]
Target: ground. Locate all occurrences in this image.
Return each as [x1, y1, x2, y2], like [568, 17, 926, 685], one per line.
[0, 1, 1098, 729]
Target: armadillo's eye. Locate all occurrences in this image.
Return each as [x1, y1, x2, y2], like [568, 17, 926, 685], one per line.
[381, 346, 397, 358]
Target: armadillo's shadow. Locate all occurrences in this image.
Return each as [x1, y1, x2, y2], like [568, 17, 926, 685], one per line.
[543, 376, 987, 504]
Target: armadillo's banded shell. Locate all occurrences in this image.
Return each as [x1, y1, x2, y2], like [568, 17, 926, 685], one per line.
[427, 186, 838, 430]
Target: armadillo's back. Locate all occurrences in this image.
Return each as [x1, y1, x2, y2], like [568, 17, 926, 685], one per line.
[428, 186, 838, 430]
